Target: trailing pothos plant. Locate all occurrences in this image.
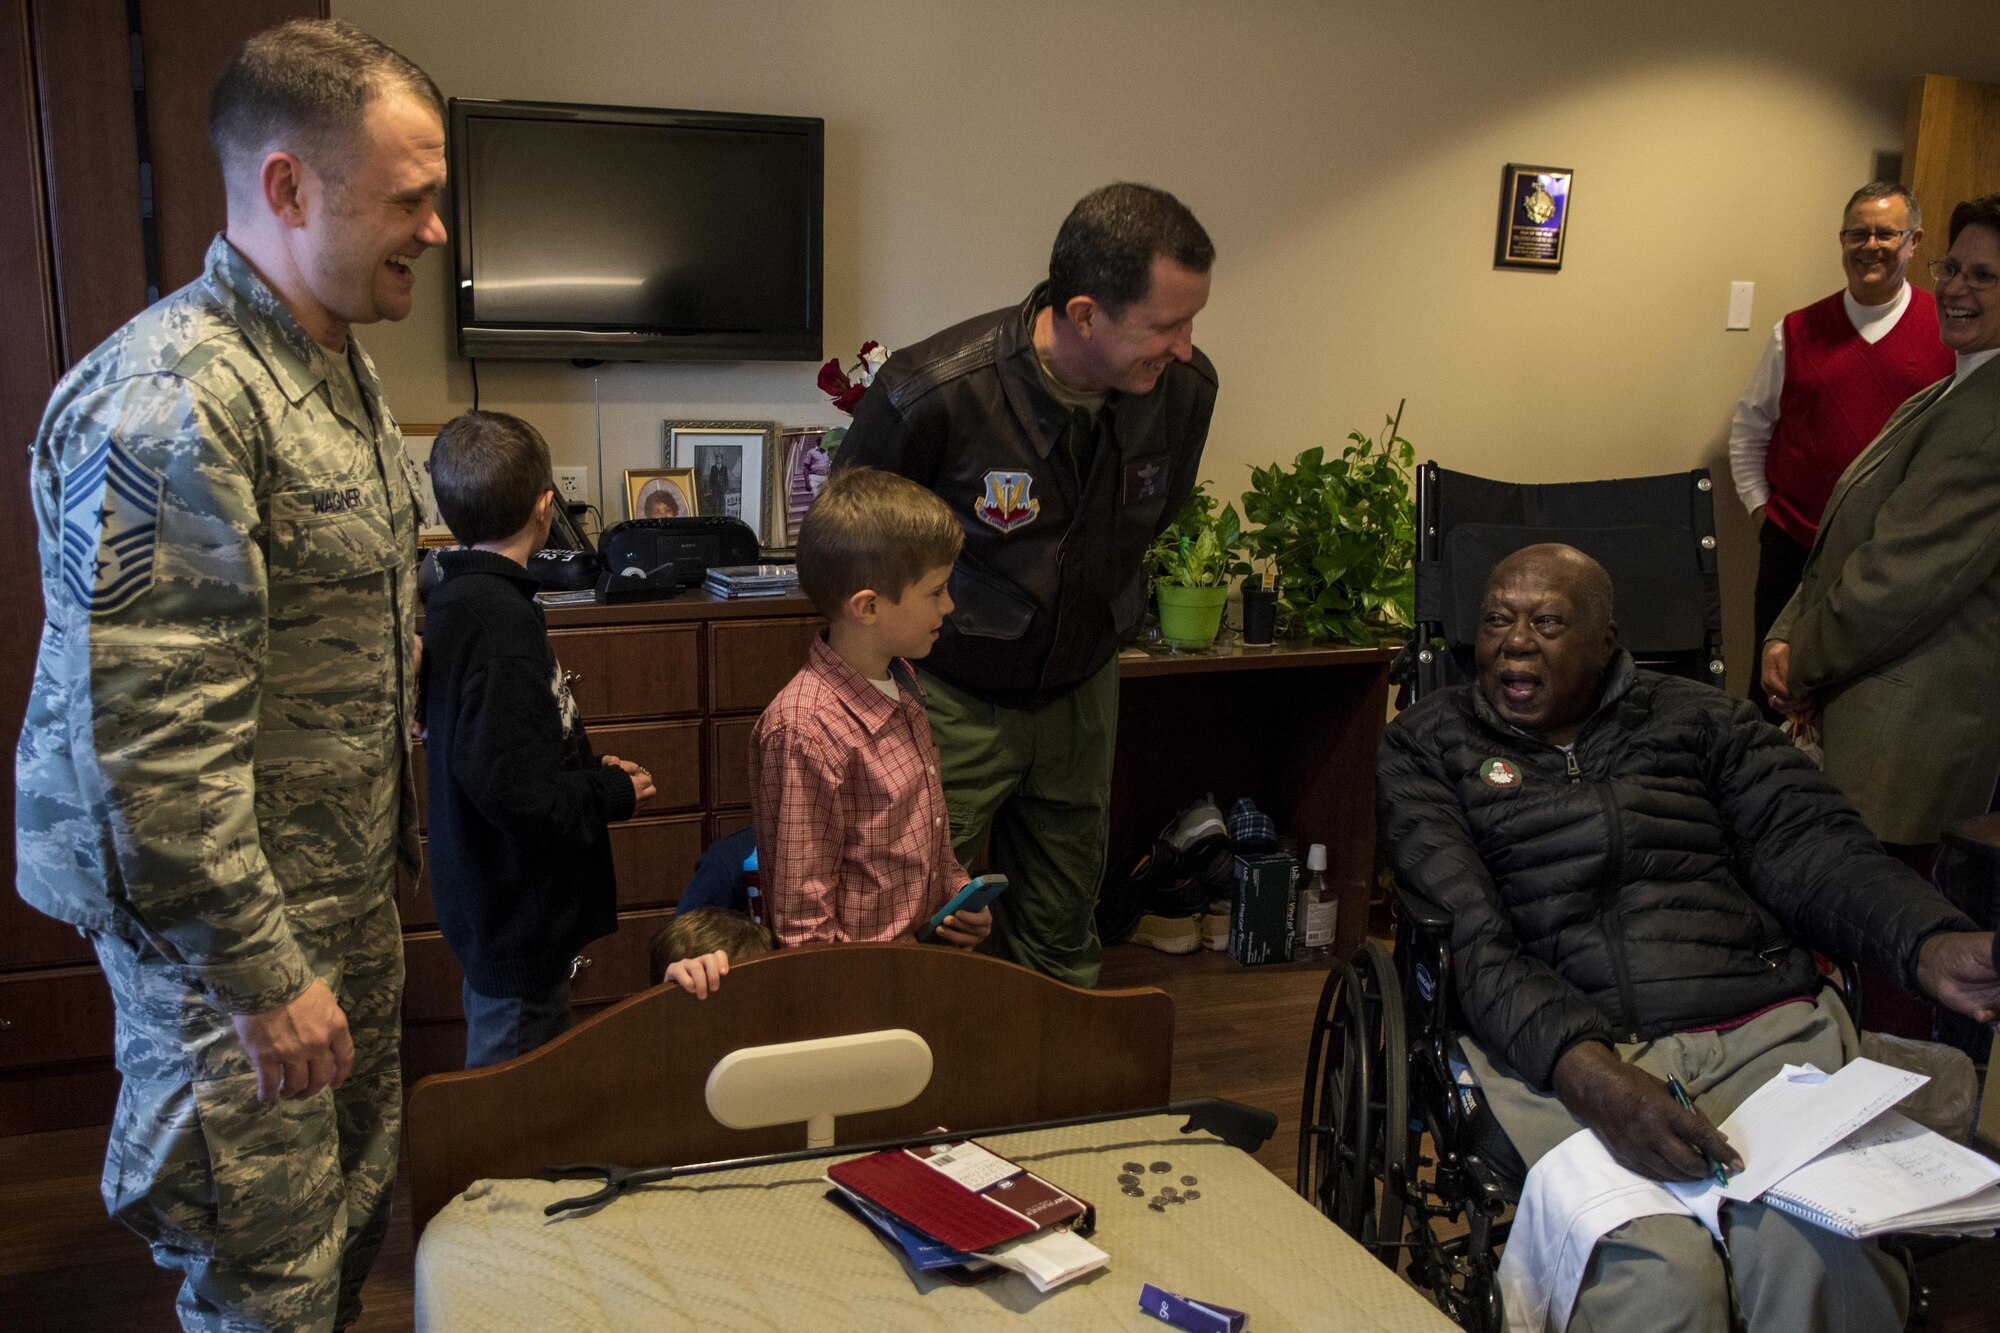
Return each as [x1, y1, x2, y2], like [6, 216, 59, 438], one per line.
[1240, 415, 1417, 642]
[1146, 485, 1252, 589]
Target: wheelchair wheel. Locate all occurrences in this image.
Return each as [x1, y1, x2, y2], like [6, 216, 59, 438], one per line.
[1299, 956, 1371, 1234]
[1298, 940, 1409, 1262]
[1355, 940, 1410, 1258]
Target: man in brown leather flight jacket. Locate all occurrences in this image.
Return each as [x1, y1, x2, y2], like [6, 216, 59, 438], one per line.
[839, 182, 1217, 986]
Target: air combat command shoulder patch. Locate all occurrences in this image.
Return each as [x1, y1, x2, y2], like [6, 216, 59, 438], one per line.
[60, 438, 162, 616]
[974, 469, 1040, 533]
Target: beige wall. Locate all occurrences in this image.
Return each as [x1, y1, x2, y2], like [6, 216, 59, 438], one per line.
[338, 0, 2000, 686]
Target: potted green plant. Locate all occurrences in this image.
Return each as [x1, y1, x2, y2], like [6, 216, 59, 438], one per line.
[1240, 413, 1417, 643]
[1147, 486, 1250, 648]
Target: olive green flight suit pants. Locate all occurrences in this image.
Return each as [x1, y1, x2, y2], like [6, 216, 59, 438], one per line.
[920, 658, 1119, 988]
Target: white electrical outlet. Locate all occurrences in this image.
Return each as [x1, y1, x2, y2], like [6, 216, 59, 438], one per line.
[554, 467, 588, 505]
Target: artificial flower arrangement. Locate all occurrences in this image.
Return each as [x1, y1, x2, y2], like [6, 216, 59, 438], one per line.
[816, 340, 890, 453]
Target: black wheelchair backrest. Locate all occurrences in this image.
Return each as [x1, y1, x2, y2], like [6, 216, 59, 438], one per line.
[1408, 464, 1725, 700]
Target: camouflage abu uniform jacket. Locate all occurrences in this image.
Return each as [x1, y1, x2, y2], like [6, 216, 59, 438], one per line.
[15, 234, 423, 1016]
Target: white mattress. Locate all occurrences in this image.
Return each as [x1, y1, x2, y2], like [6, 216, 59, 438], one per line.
[415, 1112, 1456, 1331]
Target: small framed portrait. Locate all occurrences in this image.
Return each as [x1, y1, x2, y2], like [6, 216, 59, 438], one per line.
[1495, 163, 1574, 270]
[664, 420, 775, 542]
[624, 468, 698, 521]
[769, 427, 836, 550]
[400, 422, 457, 548]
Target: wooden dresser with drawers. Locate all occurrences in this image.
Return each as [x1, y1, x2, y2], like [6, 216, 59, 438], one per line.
[0, 591, 1396, 1132]
[397, 593, 825, 1085]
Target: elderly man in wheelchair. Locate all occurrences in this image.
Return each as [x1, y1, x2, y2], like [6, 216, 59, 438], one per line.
[1375, 542, 2000, 1332]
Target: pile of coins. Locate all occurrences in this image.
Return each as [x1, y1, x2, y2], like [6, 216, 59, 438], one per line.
[1118, 1160, 1201, 1213]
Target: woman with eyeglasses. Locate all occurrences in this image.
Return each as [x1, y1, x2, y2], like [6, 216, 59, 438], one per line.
[1762, 192, 2000, 1033]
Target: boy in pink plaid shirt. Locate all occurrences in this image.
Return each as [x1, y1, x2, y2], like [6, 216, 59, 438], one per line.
[751, 468, 993, 949]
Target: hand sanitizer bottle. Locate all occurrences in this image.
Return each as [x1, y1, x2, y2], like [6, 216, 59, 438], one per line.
[1296, 843, 1337, 961]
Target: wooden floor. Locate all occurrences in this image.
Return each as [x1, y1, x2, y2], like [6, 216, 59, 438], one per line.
[2, 943, 1995, 1330]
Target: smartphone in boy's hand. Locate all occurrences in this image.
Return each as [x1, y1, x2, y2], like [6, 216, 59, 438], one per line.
[933, 905, 992, 949]
[918, 874, 1009, 946]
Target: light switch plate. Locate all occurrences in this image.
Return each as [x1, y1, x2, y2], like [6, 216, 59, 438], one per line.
[1727, 282, 1754, 331]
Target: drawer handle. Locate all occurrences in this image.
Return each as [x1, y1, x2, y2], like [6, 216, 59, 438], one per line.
[0, 1017, 13, 1031]
[569, 954, 593, 980]
[563, 669, 584, 687]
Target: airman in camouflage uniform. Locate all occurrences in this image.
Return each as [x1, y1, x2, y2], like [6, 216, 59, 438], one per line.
[14, 19, 442, 1332]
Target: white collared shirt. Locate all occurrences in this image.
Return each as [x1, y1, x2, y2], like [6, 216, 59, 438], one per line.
[1727, 285, 1915, 513]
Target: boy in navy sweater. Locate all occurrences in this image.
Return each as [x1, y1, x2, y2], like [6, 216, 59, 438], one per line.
[422, 411, 655, 1067]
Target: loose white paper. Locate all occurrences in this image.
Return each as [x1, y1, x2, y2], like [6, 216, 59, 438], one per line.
[1667, 1058, 1928, 1236]
[980, 1228, 1109, 1292]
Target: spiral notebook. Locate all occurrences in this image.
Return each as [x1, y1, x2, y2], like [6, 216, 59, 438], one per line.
[1761, 1108, 2000, 1239]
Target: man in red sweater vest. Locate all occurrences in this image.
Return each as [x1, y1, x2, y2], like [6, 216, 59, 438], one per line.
[1728, 183, 1954, 717]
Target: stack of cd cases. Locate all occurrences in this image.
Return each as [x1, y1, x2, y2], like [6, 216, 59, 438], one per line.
[703, 563, 800, 599]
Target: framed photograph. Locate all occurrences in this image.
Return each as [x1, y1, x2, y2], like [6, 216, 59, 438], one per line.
[665, 420, 774, 541]
[769, 427, 836, 549]
[1495, 164, 1573, 270]
[625, 468, 699, 521]
[401, 423, 457, 548]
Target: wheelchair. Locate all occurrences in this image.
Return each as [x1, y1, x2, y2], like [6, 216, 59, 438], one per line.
[1299, 463, 1945, 1328]
[1299, 886, 1517, 1330]
[1300, 461, 1728, 1326]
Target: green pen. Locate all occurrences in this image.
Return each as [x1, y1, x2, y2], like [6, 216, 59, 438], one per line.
[1666, 1075, 1731, 1188]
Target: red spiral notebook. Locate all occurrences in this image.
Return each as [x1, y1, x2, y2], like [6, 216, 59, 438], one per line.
[826, 1139, 1094, 1255]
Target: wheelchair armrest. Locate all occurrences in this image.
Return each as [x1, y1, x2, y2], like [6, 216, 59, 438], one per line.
[1393, 881, 1452, 935]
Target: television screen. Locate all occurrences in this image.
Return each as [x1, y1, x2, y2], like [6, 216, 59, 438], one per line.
[449, 99, 823, 362]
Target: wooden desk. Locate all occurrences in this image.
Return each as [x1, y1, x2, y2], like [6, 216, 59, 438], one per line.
[1111, 641, 1396, 960]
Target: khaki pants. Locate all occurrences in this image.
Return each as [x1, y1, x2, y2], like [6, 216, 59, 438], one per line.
[92, 895, 404, 1333]
[919, 659, 1119, 987]
[1463, 992, 1907, 1333]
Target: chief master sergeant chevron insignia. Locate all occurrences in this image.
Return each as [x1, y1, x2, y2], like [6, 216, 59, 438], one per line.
[60, 437, 163, 615]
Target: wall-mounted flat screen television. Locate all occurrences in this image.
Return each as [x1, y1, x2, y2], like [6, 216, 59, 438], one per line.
[448, 98, 823, 362]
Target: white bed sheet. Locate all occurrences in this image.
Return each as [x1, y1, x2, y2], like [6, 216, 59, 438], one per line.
[415, 1113, 1456, 1332]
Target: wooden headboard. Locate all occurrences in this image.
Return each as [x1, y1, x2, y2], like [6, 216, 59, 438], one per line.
[404, 943, 1175, 1236]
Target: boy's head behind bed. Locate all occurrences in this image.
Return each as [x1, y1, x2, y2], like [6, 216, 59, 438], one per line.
[428, 409, 556, 548]
[651, 907, 776, 985]
[797, 467, 963, 638]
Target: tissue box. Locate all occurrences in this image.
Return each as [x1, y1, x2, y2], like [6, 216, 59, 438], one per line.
[1230, 853, 1298, 965]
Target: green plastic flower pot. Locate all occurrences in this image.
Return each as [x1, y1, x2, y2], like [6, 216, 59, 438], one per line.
[1156, 584, 1229, 648]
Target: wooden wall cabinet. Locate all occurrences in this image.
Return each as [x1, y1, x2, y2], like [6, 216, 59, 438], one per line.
[1903, 74, 2000, 287]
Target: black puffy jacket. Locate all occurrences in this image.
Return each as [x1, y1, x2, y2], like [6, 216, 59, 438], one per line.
[839, 285, 1216, 707]
[1377, 652, 1973, 1089]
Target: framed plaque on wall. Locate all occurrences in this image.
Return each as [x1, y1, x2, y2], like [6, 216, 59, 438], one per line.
[1495, 164, 1573, 270]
